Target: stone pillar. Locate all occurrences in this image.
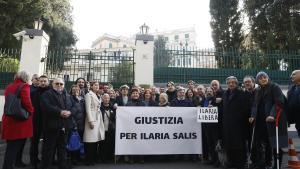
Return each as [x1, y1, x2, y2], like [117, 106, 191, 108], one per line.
[134, 34, 154, 86]
[15, 29, 49, 75]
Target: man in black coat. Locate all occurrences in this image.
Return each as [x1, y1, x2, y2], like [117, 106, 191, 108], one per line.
[40, 78, 74, 169]
[30, 75, 50, 168]
[242, 75, 258, 167]
[116, 85, 131, 106]
[287, 70, 300, 136]
[170, 87, 194, 107]
[166, 81, 177, 103]
[222, 76, 248, 169]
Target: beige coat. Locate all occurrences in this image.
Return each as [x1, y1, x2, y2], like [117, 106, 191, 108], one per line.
[83, 91, 105, 143]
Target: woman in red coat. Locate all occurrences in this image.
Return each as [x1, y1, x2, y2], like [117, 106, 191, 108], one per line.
[1, 70, 34, 169]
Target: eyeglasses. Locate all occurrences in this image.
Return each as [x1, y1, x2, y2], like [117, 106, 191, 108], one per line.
[55, 83, 64, 86]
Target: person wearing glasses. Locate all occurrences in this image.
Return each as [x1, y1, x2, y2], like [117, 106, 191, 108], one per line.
[40, 78, 74, 169]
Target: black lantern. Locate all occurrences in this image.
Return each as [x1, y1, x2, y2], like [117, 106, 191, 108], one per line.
[139, 23, 149, 34]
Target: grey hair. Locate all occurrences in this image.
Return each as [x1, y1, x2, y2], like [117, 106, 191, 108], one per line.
[15, 70, 30, 82]
[52, 78, 64, 85]
[31, 74, 39, 79]
[159, 93, 168, 103]
[243, 75, 255, 84]
[210, 80, 220, 86]
[226, 76, 238, 84]
[291, 70, 300, 78]
[197, 84, 205, 89]
[102, 93, 110, 99]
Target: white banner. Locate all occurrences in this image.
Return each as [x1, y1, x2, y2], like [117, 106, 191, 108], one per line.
[197, 107, 218, 123]
[115, 107, 202, 155]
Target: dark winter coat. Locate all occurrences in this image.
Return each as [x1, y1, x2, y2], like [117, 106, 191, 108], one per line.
[251, 82, 288, 148]
[70, 95, 85, 132]
[166, 90, 177, 103]
[170, 98, 195, 107]
[144, 99, 158, 107]
[100, 103, 116, 131]
[287, 84, 300, 125]
[126, 99, 146, 107]
[201, 96, 221, 139]
[31, 86, 50, 131]
[222, 88, 248, 150]
[116, 95, 131, 106]
[193, 96, 205, 107]
[41, 88, 74, 131]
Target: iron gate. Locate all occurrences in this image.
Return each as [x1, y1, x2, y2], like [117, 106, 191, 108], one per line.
[44, 48, 134, 87]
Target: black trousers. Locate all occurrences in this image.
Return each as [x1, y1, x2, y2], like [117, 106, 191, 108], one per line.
[226, 148, 247, 169]
[205, 125, 219, 163]
[2, 138, 27, 169]
[15, 139, 26, 164]
[30, 125, 43, 166]
[99, 131, 115, 162]
[85, 142, 98, 164]
[41, 130, 69, 169]
[201, 124, 209, 160]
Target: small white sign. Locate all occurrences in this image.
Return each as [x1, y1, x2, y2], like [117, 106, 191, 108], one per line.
[197, 107, 218, 123]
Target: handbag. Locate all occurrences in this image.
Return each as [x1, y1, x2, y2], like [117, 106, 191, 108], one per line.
[66, 130, 82, 152]
[4, 83, 30, 120]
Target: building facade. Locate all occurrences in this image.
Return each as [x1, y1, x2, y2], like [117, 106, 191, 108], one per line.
[153, 27, 197, 47]
[91, 33, 135, 49]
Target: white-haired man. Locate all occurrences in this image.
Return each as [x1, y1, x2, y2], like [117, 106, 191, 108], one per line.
[40, 78, 74, 169]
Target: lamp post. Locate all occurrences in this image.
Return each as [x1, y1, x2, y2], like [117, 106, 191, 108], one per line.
[34, 19, 44, 30]
[139, 23, 149, 35]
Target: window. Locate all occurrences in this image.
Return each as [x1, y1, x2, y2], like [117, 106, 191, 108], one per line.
[109, 43, 113, 48]
[177, 59, 181, 66]
[174, 35, 179, 41]
[185, 34, 189, 39]
[165, 37, 169, 41]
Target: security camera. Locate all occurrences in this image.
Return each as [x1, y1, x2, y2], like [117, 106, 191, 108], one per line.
[13, 31, 26, 40]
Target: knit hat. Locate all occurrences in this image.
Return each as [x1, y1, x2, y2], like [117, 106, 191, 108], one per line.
[256, 71, 269, 82]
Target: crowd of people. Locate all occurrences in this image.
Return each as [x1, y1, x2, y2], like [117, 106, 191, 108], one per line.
[2, 69, 300, 169]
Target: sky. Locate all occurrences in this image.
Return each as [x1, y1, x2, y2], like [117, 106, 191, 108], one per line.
[71, 0, 214, 49]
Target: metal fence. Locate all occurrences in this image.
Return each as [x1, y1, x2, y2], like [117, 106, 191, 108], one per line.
[154, 46, 300, 84]
[44, 48, 135, 88]
[0, 48, 21, 89]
